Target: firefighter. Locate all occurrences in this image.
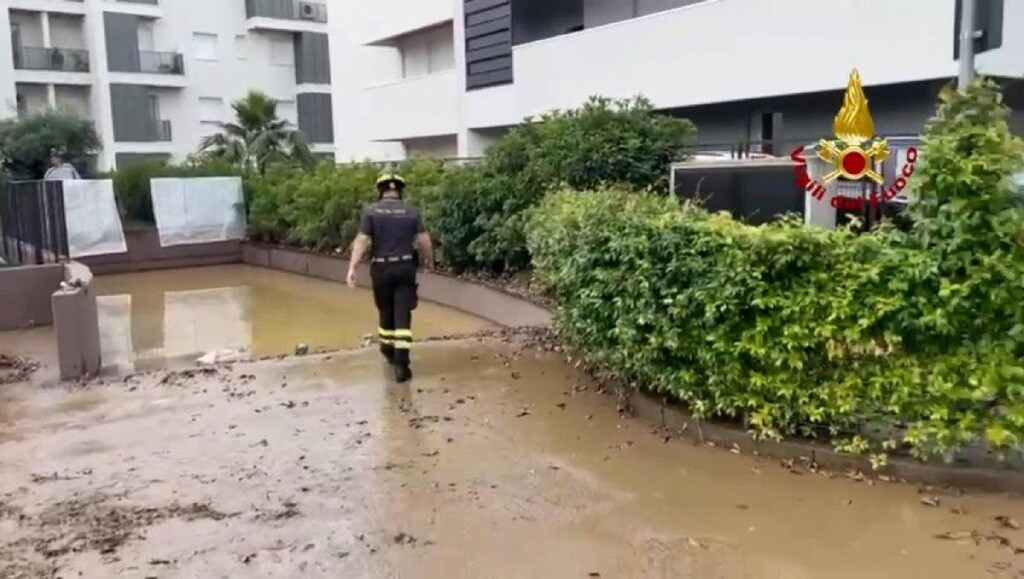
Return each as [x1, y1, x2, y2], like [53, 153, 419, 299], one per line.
[346, 172, 434, 383]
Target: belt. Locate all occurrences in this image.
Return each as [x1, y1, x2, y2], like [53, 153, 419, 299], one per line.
[371, 254, 414, 263]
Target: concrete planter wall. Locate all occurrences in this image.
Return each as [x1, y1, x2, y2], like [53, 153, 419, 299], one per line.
[0, 263, 65, 331]
[79, 225, 241, 275]
[242, 243, 550, 328]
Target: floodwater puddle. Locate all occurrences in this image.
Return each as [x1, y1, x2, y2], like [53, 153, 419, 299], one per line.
[91, 264, 494, 373]
[1, 340, 1022, 577]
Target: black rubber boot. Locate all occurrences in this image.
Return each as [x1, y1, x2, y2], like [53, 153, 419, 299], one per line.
[379, 344, 395, 363]
[393, 364, 412, 383]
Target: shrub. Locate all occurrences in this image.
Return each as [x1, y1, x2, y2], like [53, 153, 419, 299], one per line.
[245, 158, 448, 251]
[526, 79, 1024, 462]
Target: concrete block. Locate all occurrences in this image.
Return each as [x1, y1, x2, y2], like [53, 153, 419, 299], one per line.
[51, 262, 101, 380]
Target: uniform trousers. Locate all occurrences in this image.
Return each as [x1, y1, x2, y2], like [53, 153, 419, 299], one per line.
[370, 261, 417, 367]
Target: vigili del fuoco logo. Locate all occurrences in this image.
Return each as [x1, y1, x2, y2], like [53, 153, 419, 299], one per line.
[791, 70, 918, 210]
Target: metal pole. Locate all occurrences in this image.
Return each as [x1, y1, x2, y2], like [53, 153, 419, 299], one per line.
[958, 0, 977, 92]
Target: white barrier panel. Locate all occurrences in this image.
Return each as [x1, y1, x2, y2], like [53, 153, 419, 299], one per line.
[63, 179, 128, 258]
[96, 294, 134, 374]
[151, 177, 246, 247]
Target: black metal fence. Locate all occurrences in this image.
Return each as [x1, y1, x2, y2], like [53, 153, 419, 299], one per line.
[0, 181, 70, 266]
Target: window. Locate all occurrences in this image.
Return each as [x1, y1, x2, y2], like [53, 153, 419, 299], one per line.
[234, 34, 247, 60]
[270, 37, 294, 67]
[749, 112, 782, 155]
[192, 33, 218, 61]
[198, 97, 224, 124]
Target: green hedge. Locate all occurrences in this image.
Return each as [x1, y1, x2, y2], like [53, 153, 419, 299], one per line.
[527, 80, 1024, 462]
[527, 189, 1024, 461]
[245, 158, 448, 251]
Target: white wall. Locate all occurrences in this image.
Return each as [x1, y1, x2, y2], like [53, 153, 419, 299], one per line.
[362, 0, 455, 45]
[466, 0, 963, 129]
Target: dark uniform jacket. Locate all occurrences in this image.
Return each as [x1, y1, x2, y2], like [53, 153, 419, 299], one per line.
[358, 198, 424, 259]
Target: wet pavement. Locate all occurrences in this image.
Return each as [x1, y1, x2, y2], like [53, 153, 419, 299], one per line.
[89, 264, 495, 373]
[1, 339, 1023, 578]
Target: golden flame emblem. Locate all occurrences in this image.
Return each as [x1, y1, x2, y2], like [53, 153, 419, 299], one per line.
[833, 70, 874, 146]
[817, 69, 889, 184]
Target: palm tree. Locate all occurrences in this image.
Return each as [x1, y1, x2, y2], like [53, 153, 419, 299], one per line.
[198, 90, 312, 172]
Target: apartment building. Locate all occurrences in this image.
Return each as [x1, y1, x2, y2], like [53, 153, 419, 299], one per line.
[1, 0, 334, 171]
[329, 0, 1023, 162]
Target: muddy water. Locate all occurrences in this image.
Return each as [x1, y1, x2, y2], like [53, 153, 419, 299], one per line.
[1, 340, 1022, 578]
[91, 264, 494, 372]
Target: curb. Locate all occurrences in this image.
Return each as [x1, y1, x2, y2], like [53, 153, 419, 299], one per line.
[627, 391, 1024, 494]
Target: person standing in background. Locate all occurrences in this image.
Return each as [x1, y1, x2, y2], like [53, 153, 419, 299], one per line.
[43, 147, 80, 181]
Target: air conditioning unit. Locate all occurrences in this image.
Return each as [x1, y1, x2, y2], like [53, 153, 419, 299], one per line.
[298, 2, 318, 20]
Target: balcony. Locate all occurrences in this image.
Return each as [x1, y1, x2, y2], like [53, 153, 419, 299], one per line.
[365, 70, 458, 141]
[246, 0, 327, 33]
[13, 46, 89, 73]
[108, 50, 186, 88]
[138, 51, 184, 75]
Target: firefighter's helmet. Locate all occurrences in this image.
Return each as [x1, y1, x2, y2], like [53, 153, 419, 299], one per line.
[376, 172, 406, 196]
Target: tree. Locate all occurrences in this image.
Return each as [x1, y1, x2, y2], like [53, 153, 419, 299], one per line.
[197, 90, 312, 172]
[0, 110, 101, 179]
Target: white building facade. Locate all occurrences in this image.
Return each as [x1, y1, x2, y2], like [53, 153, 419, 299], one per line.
[329, 0, 1024, 162]
[1, 0, 334, 171]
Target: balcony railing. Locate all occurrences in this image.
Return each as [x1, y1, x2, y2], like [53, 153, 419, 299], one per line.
[13, 46, 90, 73]
[245, 0, 327, 23]
[138, 50, 184, 74]
[156, 119, 172, 141]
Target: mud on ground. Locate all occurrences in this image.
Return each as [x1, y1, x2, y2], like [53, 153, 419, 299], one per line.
[1, 339, 1024, 578]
